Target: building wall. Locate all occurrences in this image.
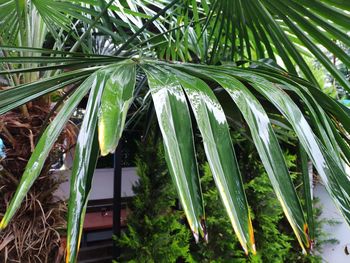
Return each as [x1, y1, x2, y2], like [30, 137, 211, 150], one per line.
[314, 184, 350, 263]
[55, 167, 138, 200]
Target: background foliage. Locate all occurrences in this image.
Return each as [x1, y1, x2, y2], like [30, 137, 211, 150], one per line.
[115, 129, 337, 262]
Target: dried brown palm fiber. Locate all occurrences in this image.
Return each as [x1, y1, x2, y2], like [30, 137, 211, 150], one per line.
[0, 105, 75, 263]
[0, 168, 67, 263]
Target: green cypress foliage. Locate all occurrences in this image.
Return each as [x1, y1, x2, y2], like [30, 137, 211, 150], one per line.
[115, 136, 192, 263]
[116, 132, 329, 263]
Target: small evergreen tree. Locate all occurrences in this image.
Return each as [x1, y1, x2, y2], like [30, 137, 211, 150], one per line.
[115, 136, 192, 263]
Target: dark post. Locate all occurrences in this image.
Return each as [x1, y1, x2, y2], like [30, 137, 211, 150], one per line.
[112, 143, 122, 260]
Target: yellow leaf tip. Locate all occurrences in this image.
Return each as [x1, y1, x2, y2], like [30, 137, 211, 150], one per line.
[0, 219, 7, 230]
[100, 150, 109, 157]
[248, 215, 256, 254]
[65, 247, 70, 263]
[303, 223, 311, 249]
[252, 244, 257, 255]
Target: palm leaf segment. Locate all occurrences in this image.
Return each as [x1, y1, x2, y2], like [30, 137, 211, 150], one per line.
[3, 0, 349, 89]
[1, 59, 350, 262]
[149, 0, 350, 92]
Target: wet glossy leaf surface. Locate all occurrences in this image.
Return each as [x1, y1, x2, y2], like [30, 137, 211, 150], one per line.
[98, 61, 136, 156]
[2, 59, 350, 261]
[240, 72, 350, 227]
[66, 70, 107, 263]
[199, 69, 309, 251]
[141, 63, 206, 241]
[167, 66, 255, 253]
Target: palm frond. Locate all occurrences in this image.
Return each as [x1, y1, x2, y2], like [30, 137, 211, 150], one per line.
[1, 57, 350, 262]
[164, 0, 350, 91]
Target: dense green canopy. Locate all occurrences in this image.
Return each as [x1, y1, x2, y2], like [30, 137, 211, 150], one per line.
[0, 1, 350, 262]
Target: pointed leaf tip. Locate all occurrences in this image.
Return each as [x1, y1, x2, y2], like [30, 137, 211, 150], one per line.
[141, 63, 206, 241]
[200, 217, 208, 243]
[98, 62, 136, 156]
[0, 218, 6, 230]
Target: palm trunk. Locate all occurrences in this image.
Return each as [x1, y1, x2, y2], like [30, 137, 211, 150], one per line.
[0, 102, 67, 263]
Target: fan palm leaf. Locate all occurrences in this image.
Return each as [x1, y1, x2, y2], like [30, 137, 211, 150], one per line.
[0, 0, 350, 262]
[0, 57, 350, 262]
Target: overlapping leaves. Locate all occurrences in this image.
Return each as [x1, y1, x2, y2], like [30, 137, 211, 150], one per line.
[0, 1, 349, 263]
[162, 0, 350, 91]
[2, 0, 349, 87]
[1, 59, 350, 262]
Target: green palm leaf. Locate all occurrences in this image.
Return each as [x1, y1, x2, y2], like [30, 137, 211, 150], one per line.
[233, 70, 350, 224]
[205, 71, 310, 251]
[98, 61, 136, 156]
[0, 71, 94, 229]
[0, 60, 350, 262]
[168, 66, 255, 253]
[0, 68, 96, 114]
[1, 58, 350, 262]
[66, 69, 106, 262]
[1, 0, 350, 262]
[141, 63, 206, 241]
[172, 0, 350, 90]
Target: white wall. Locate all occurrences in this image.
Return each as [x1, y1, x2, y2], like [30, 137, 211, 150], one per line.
[55, 167, 138, 200]
[314, 184, 350, 263]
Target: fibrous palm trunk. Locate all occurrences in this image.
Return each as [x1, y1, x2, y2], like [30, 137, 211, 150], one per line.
[0, 101, 69, 263]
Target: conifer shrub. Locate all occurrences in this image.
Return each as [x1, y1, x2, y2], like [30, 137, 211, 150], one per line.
[115, 136, 192, 263]
[115, 131, 332, 263]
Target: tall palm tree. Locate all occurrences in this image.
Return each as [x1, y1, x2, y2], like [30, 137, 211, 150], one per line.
[0, 1, 350, 262]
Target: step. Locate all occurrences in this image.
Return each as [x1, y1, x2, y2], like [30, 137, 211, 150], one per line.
[78, 243, 113, 261]
[78, 256, 113, 263]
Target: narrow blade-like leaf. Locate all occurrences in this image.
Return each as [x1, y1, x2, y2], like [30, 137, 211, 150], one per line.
[203, 70, 309, 251]
[0, 67, 98, 114]
[168, 66, 255, 254]
[299, 145, 315, 241]
[244, 75, 350, 226]
[66, 70, 106, 263]
[141, 63, 206, 241]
